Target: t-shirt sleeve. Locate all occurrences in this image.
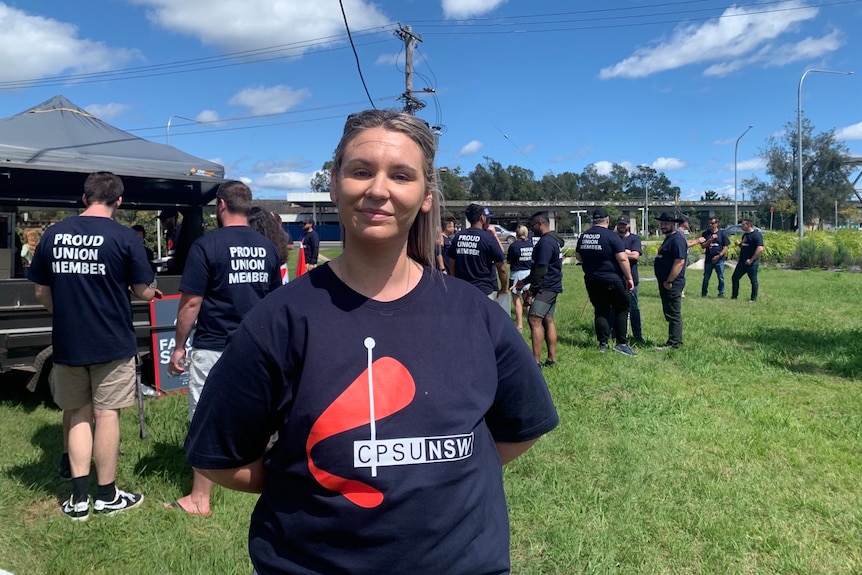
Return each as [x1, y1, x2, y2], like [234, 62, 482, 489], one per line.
[26, 240, 51, 286]
[608, 233, 625, 254]
[185, 321, 283, 469]
[488, 235, 505, 263]
[483, 313, 559, 443]
[720, 231, 730, 247]
[127, 236, 155, 286]
[631, 235, 643, 255]
[178, 241, 210, 296]
[754, 233, 764, 248]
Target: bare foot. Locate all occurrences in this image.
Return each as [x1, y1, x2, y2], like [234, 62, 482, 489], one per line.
[164, 495, 211, 517]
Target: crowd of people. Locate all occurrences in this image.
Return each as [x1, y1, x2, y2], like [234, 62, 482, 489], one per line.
[27, 108, 767, 574]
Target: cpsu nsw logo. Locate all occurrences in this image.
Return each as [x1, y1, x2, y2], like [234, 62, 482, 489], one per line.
[305, 337, 474, 509]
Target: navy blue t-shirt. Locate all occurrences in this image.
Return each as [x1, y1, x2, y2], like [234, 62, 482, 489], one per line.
[739, 229, 764, 261]
[701, 229, 730, 260]
[27, 216, 154, 366]
[449, 227, 505, 295]
[654, 231, 688, 286]
[507, 239, 533, 272]
[531, 233, 563, 293]
[185, 265, 558, 575]
[576, 225, 626, 283]
[179, 226, 282, 351]
[620, 233, 642, 285]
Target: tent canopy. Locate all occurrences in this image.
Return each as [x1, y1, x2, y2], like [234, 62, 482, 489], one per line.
[0, 95, 225, 209]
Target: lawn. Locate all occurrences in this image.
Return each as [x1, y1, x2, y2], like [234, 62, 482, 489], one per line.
[1, 265, 860, 574]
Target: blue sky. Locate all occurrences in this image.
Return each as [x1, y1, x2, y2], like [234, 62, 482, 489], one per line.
[1, 0, 860, 200]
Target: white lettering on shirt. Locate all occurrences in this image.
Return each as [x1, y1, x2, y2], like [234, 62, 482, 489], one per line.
[50, 234, 106, 276]
[227, 245, 270, 284]
[354, 433, 474, 470]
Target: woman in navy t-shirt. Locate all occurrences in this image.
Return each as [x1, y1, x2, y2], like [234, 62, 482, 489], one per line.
[185, 110, 559, 575]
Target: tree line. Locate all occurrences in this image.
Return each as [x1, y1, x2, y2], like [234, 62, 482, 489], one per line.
[310, 115, 861, 231]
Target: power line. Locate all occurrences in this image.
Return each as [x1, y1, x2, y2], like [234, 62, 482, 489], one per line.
[339, 0, 376, 109]
[1, 0, 856, 90]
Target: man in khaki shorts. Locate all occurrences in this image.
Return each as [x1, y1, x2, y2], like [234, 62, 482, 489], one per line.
[27, 172, 160, 521]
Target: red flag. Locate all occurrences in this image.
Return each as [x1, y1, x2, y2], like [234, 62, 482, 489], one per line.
[295, 243, 307, 278]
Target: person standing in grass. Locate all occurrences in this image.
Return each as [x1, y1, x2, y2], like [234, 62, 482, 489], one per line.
[731, 218, 764, 302]
[575, 208, 636, 356]
[184, 110, 558, 575]
[28, 171, 160, 521]
[612, 215, 644, 344]
[447, 203, 508, 299]
[654, 212, 688, 350]
[167, 181, 282, 517]
[517, 212, 565, 366]
[507, 224, 533, 330]
[700, 217, 730, 297]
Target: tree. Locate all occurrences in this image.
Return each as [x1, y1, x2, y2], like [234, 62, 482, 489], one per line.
[626, 165, 679, 203]
[437, 167, 469, 201]
[746, 117, 854, 229]
[310, 161, 333, 195]
[700, 190, 730, 201]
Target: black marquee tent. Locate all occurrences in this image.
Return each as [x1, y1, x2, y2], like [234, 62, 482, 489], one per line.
[0, 95, 225, 209]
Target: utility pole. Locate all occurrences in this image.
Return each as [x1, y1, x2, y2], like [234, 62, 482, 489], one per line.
[396, 24, 426, 115]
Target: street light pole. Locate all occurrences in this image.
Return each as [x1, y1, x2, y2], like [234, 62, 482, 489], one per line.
[166, 115, 201, 145]
[637, 207, 645, 236]
[570, 210, 586, 236]
[797, 69, 853, 237]
[734, 125, 753, 226]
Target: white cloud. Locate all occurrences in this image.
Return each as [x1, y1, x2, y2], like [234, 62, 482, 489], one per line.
[599, 2, 823, 79]
[704, 30, 843, 76]
[836, 121, 862, 141]
[255, 171, 316, 190]
[228, 85, 311, 115]
[195, 110, 220, 123]
[0, 4, 138, 83]
[442, 0, 507, 19]
[734, 157, 768, 171]
[652, 157, 687, 171]
[132, 0, 389, 53]
[592, 161, 615, 176]
[375, 53, 401, 66]
[457, 140, 484, 157]
[84, 103, 130, 121]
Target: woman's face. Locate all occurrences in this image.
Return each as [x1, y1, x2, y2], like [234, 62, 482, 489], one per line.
[330, 127, 432, 247]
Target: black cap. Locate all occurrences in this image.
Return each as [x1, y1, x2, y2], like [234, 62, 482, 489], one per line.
[158, 208, 178, 221]
[591, 207, 609, 220]
[656, 212, 684, 223]
[616, 215, 630, 225]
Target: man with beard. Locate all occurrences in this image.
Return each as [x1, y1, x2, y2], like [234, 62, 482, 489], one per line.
[653, 212, 688, 350]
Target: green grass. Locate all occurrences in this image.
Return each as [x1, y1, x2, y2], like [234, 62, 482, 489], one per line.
[1, 265, 861, 574]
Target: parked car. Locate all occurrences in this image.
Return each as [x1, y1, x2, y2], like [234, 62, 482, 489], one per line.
[722, 223, 762, 235]
[491, 224, 517, 244]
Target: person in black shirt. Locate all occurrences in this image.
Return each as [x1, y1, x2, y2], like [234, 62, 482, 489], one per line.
[731, 218, 764, 301]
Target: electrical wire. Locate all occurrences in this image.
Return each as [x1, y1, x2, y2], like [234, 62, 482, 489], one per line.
[339, 0, 376, 109]
[3, 0, 854, 89]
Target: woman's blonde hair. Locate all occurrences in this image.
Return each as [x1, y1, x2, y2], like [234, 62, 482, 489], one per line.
[331, 110, 441, 268]
[516, 225, 528, 240]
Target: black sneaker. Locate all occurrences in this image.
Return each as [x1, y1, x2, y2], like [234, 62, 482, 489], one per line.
[94, 489, 143, 516]
[61, 495, 90, 522]
[599, 343, 609, 353]
[59, 453, 71, 480]
[542, 360, 556, 368]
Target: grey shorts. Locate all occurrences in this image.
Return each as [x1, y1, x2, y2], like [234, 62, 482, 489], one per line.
[188, 348, 223, 421]
[529, 290, 558, 319]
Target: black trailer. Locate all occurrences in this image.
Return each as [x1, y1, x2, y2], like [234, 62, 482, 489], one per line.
[0, 95, 225, 383]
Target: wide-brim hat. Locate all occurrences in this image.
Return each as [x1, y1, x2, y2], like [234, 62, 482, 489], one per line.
[656, 211, 684, 223]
